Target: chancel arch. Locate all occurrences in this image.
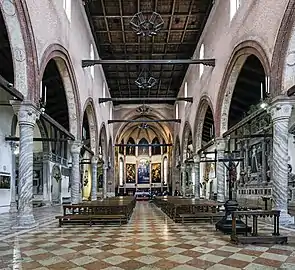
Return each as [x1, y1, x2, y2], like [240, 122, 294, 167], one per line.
[115, 117, 172, 196]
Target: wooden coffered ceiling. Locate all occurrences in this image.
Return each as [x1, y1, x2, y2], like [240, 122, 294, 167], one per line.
[84, 0, 214, 104]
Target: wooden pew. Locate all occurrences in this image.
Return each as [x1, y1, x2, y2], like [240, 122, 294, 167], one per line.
[154, 196, 224, 224]
[56, 196, 136, 227]
[231, 210, 288, 244]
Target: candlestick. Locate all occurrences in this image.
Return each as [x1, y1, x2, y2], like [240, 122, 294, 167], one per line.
[260, 82, 263, 100]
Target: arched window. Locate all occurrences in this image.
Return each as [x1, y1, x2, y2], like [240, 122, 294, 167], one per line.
[175, 103, 179, 119]
[103, 82, 106, 107]
[138, 138, 149, 156]
[90, 44, 94, 78]
[230, 0, 241, 21]
[152, 137, 161, 155]
[184, 82, 188, 106]
[199, 44, 204, 77]
[63, 0, 71, 21]
[126, 137, 135, 155]
[163, 157, 168, 185]
[119, 158, 124, 186]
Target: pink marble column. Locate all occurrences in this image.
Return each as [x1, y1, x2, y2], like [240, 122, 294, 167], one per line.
[11, 101, 40, 229]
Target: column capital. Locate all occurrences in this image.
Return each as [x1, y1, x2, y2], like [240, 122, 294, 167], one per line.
[181, 164, 186, 171]
[269, 97, 295, 121]
[10, 100, 40, 126]
[215, 137, 227, 151]
[193, 154, 200, 163]
[70, 140, 82, 154]
[91, 156, 99, 164]
[103, 164, 109, 170]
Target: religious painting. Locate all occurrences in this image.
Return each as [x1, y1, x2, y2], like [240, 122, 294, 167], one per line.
[97, 164, 103, 190]
[126, 164, 136, 183]
[204, 162, 215, 181]
[248, 143, 262, 174]
[0, 175, 10, 189]
[138, 159, 150, 184]
[151, 163, 161, 183]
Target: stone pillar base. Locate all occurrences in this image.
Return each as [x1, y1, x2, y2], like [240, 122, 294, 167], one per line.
[12, 214, 39, 230]
[9, 202, 18, 214]
[279, 211, 294, 225]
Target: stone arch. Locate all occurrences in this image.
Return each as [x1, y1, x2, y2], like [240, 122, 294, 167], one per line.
[0, 0, 38, 100]
[270, 0, 295, 96]
[194, 95, 215, 152]
[181, 121, 193, 162]
[215, 40, 271, 136]
[82, 98, 98, 154]
[99, 123, 108, 163]
[39, 44, 81, 139]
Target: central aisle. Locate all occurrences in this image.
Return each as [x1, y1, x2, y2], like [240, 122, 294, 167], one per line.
[1, 202, 295, 270]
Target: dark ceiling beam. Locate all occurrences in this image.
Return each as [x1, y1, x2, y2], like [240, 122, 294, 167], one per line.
[91, 13, 205, 19]
[82, 59, 216, 67]
[95, 29, 199, 33]
[0, 75, 24, 101]
[108, 119, 181, 124]
[99, 97, 193, 103]
[5, 136, 69, 142]
[98, 42, 196, 46]
[102, 53, 193, 58]
[115, 143, 173, 147]
[41, 113, 75, 140]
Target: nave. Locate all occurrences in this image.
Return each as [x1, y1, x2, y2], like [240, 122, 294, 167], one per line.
[1, 202, 295, 270]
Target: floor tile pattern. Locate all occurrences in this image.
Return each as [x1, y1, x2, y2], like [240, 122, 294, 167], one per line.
[0, 206, 62, 240]
[1, 202, 295, 269]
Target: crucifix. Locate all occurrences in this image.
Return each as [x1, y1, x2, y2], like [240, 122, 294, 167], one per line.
[218, 152, 243, 201]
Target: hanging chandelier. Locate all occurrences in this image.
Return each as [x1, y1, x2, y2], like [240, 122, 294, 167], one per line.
[138, 123, 149, 129]
[130, 12, 164, 37]
[135, 68, 157, 89]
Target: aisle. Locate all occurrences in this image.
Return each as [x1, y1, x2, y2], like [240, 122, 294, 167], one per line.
[0, 202, 295, 269]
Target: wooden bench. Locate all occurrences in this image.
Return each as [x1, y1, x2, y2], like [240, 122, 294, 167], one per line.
[179, 212, 224, 224]
[56, 196, 136, 227]
[231, 210, 288, 245]
[56, 214, 126, 227]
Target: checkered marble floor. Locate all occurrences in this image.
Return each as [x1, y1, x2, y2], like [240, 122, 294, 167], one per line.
[1, 202, 295, 270]
[0, 206, 62, 240]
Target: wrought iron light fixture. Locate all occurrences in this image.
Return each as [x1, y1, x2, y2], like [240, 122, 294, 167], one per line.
[130, 12, 164, 37]
[138, 123, 149, 129]
[136, 105, 151, 114]
[135, 68, 157, 89]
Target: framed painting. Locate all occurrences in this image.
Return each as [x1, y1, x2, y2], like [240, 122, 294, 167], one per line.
[126, 164, 136, 183]
[151, 163, 161, 183]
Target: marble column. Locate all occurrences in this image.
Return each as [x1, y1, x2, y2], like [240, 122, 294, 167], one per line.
[11, 101, 40, 228]
[181, 165, 186, 196]
[270, 97, 294, 224]
[9, 142, 18, 213]
[91, 156, 98, 201]
[70, 141, 82, 204]
[216, 138, 227, 202]
[103, 165, 108, 198]
[42, 157, 51, 206]
[193, 155, 201, 199]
